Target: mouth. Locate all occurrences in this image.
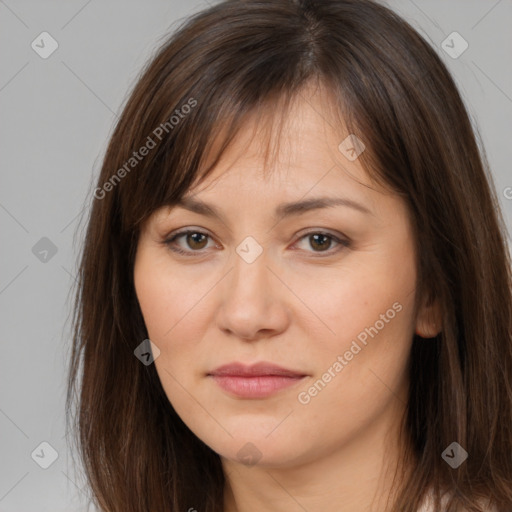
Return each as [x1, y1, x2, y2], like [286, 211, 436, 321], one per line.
[207, 362, 308, 399]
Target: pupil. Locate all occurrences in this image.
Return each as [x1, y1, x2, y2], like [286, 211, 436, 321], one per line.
[188, 233, 206, 249]
[311, 234, 330, 251]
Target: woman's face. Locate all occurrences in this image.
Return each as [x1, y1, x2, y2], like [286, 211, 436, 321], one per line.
[134, 89, 433, 469]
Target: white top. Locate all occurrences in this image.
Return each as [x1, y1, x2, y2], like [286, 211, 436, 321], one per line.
[417, 489, 497, 511]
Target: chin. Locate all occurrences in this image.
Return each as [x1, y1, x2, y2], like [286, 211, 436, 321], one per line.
[200, 429, 313, 469]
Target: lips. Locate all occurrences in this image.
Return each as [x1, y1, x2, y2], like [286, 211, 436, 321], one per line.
[208, 362, 307, 398]
[209, 362, 306, 378]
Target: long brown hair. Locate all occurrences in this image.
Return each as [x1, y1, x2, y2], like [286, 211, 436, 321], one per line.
[66, 0, 512, 510]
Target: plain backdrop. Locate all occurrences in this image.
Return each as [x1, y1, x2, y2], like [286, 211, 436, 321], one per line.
[1, 0, 511, 510]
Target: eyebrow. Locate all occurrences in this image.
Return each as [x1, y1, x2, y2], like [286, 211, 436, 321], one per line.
[170, 195, 374, 222]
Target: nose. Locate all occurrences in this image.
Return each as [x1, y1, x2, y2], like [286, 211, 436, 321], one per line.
[215, 246, 290, 341]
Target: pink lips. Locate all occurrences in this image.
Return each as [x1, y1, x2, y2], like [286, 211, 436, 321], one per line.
[208, 362, 307, 399]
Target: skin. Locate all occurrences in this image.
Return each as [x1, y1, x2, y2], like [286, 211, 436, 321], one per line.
[133, 83, 441, 512]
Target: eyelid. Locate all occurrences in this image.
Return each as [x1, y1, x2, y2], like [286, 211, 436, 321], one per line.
[162, 226, 351, 257]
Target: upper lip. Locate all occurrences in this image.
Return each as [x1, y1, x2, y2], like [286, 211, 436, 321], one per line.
[208, 362, 307, 378]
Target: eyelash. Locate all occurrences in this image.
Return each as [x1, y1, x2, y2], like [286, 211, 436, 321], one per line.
[162, 228, 351, 258]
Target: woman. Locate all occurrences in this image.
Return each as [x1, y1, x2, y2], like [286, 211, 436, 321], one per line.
[66, 0, 512, 510]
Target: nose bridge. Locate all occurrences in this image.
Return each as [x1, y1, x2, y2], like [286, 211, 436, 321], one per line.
[229, 237, 271, 302]
[215, 236, 289, 339]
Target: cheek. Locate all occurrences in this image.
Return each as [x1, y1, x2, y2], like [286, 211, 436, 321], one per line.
[288, 257, 415, 354]
[134, 273, 173, 342]
[292, 284, 414, 454]
[134, 251, 204, 343]
[133, 251, 216, 395]
[292, 251, 417, 410]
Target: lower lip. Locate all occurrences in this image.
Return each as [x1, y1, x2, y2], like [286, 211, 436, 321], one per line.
[210, 375, 305, 398]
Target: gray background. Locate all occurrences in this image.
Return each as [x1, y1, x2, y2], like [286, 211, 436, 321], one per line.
[1, 1, 511, 510]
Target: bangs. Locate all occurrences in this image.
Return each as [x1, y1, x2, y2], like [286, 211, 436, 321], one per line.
[120, 75, 390, 235]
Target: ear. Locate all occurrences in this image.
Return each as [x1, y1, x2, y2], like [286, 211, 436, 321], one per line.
[415, 293, 442, 338]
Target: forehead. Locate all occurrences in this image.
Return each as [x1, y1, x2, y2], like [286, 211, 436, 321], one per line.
[190, 85, 378, 197]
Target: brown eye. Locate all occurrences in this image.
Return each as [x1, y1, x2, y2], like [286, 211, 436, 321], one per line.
[164, 229, 214, 256]
[308, 233, 332, 251]
[184, 232, 208, 250]
[294, 230, 351, 256]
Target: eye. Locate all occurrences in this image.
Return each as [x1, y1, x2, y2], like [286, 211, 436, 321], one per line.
[162, 228, 351, 257]
[292, 230, 351, 255]
[163, 229, 216, 256]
